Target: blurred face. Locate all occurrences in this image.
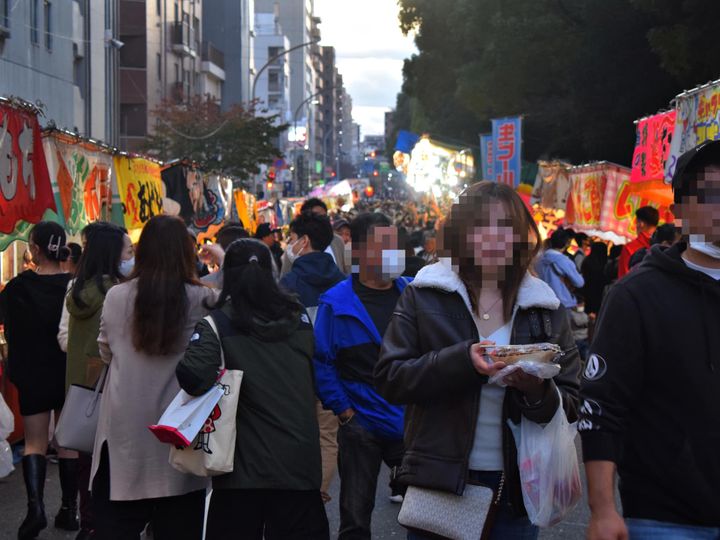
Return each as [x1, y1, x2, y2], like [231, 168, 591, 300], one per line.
[354, 225, 398, 281]
[674, 165, 720, 245]
[457, 202, 523, 283]
[424, 237, 437, 253]
[338, 226, 351, 245]
[121, 234, 134, 261]
[260, 234, 275, 248]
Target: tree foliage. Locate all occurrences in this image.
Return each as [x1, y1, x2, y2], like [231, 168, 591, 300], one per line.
[395, 0, 720, 165]
[143, 96, 288, 179]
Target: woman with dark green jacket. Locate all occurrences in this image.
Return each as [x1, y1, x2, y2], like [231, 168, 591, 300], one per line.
[64, 222, 125, 540]
[177, 238, 329, 540]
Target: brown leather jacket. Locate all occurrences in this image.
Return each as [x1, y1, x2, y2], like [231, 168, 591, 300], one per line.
[375, 261, 580, 515]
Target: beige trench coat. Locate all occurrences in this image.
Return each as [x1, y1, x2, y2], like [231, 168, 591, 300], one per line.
[90, 280, 217, 501]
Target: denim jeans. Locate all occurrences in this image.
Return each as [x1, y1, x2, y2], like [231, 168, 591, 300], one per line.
[626, 518, 720, 540]
[337, 417, 405, 540]
[406, 471, 538, 540]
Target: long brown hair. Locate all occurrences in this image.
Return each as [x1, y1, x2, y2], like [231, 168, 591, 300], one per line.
[440, 181, 540, 322]
[131, 215, 201, 355]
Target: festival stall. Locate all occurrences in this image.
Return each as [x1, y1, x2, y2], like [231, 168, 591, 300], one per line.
[405, 136, 475, 197]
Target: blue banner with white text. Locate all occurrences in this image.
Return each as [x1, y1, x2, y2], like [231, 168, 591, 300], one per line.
[491, 117, 522, 187]
[479, 133, 494, 180]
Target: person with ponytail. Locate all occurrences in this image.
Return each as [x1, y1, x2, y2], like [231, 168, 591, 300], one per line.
[89, 215, 216, 539]
[177, 239, 329, 540]
[0, 221, 76, 539]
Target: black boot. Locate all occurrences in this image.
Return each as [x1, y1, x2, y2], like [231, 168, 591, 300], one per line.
[18, 455, 47, 540]
[54, 458, 80, 531]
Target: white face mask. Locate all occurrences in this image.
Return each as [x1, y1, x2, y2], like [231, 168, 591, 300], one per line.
[689, 235, 720, 259]
[381, 249, 405, 280]
[285, 238, 303, 263]
[119, 257, 135, 277]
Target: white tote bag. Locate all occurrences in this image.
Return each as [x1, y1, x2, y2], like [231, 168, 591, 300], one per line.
[167, 314, 243, 477]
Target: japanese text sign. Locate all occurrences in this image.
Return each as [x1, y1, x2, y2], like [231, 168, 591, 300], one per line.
[492, 117, 522, 187]
[480, 133, 494, 180]
[665, 82, 720, 182]
[0, 104, 56, 234]
[630, 111, 676, 183]
[43, 134, 113, 234]
[113, 156, 163, 230]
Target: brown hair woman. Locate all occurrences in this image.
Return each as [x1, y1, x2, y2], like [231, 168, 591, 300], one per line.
[375, 181, 581, 539]
[88, 216, 217, 539]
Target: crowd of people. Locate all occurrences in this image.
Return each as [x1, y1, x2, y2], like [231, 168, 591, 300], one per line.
[0, 141, 718, 540]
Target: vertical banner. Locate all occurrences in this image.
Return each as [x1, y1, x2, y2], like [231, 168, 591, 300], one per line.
[0, 104, 56, 234]
[491, 116, 522, 187]
[189, 174, 226, 234]
[113, 156, 163, 231]
[565, 168, 607, 232]
[43, 134, 113, 234]
[630, 111, 676, 183]
[665, 82, 720, 182]
[479, 133, 494, 180]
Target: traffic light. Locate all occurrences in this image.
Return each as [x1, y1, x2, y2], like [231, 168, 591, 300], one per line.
[365, 185, 375, 197]
[370, 150, 376, 158]
[266, 166, 276, 193]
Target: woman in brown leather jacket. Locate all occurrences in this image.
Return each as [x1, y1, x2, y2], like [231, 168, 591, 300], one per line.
[375, 181, 580, 540]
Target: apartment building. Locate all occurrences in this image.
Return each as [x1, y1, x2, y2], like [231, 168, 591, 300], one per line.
[0, 0, 119, 143]
[119, 0, 225, 152]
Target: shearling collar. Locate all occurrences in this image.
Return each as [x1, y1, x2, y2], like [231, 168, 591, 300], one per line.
[412, 258, 560, 314]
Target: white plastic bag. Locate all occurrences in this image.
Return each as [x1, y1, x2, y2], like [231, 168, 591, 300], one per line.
[0, 393, 15, 478]
[489, 360, 561, 386]
[508, 391, 582, 527]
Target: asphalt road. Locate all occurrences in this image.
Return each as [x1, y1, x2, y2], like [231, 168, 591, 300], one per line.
[0, 445, 591, 539]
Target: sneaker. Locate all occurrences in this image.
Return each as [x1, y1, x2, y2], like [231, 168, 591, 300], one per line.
[388, 494, 404, 504]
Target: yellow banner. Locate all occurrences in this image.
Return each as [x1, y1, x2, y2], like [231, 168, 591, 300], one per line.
[113, 156, 164, 230]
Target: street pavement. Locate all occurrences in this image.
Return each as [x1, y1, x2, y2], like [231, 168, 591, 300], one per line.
[0, 444, 591, 539]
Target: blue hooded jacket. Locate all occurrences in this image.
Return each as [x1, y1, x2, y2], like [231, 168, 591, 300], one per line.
[280, 251, 345, 311]
[313, 275, 411, 440]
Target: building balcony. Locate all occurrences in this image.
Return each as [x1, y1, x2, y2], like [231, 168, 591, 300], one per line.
[171, 22, 197, 57]
[201, 41, 225, 81]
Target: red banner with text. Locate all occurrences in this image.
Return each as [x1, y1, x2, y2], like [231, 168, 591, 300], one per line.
[0, 104, 56, 234]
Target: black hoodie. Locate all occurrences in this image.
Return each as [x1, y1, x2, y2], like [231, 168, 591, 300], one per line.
[580, 243, 720, 526]
[0, 270, 71, 389]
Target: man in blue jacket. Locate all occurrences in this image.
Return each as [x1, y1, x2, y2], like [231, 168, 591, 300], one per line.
[280, 211, 346, 503]
[314, 212, 410, 540]
[535, 227, 585, 308]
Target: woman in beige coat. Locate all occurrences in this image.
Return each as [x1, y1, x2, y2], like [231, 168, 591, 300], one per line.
[90, 216, 216, 540]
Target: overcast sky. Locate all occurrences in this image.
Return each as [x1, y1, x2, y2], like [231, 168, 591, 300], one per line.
[315, 0, 416, 140]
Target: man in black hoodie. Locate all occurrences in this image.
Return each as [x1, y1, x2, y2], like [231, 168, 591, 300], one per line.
[279, 211, 345, 504]
[581, 140, 720, 540]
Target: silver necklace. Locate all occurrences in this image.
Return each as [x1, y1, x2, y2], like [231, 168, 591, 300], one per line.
[477, 296, 502, 321]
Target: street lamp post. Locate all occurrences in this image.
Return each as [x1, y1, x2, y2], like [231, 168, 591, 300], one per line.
[292, 91, 322, 194]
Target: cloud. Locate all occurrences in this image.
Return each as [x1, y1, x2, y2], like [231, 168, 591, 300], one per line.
[353, 106, 392, 137]
[315, 0, 416, 138]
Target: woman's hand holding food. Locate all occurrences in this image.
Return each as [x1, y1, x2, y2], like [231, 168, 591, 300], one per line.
[469, 340, 506, 377]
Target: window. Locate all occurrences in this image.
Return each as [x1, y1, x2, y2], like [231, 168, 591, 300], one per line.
[44, 0, 52, 50]
[174, 2, 179, 23]
[119, 35, 146, 68]
[156, 0, 161, 16]
[157, 53, 162, 80]
[1, 0, 9, 28]
[174, 62, 179, 83]
[120, 104, 147, 137]
[268, 70, 280, 92]
[30, 0, 39, 44]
